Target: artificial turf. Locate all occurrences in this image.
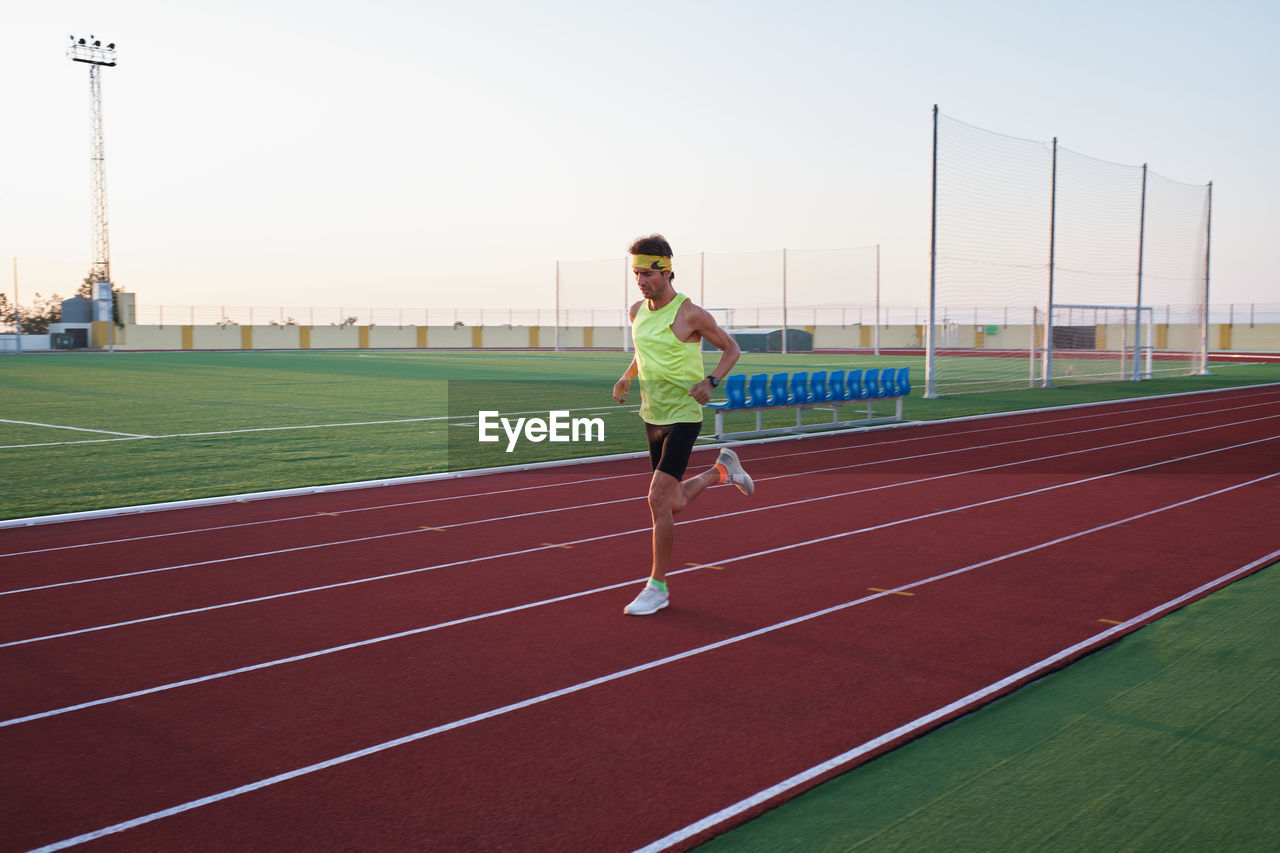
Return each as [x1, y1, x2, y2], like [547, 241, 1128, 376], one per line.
[2, 350, 1277, 520]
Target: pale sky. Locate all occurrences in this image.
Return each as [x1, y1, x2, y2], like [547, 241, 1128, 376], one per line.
[2, 0, 1276, 314]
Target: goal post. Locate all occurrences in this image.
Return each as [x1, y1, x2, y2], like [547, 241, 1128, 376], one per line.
[1037, 303, 1154, 387]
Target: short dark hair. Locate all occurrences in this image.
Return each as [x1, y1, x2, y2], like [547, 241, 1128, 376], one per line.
[629, 233, 675, 280]
[629, 233, 673, 257]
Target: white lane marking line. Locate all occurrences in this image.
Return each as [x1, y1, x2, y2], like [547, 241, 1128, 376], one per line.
[5, 384, 1275, 531]
[635, 546, 1280, 852]
[5, 413, 1276, 600]
[0, 403, 640, 450]
[6, 472, 1274, 730]
[2, 426, 1273, 650]
[0, 418, 153, 438]
[4, 389, 1276, 556]
[25, 521, 1280, 853]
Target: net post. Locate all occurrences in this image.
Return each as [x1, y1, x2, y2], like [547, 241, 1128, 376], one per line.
[554, 260, 561, 352]
[780, 248, 788, 355]
[699, 251, 705, 307]
[1200, 181, 1212, 375]
[1043, 136, 1058, 388]
[874, 242, 881, 356]
[621, 256, 631, 353]
[924, 105, 939, 398]
[1121, 307, 1129, 380]
[1029, 306, 1038, 387]
[1145, 309, 1153, 378]
[1134, 163, 1147, 381]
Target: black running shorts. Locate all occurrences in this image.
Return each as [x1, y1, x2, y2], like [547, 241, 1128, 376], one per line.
[644, 420, 703, 480]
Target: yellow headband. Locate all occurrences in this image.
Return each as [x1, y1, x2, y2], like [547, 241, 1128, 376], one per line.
[632, 254, 672, 272]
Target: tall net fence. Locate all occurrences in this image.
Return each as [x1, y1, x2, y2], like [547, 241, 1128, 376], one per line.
[928, 109, 1210, 396]
[557, 245, 883, 347]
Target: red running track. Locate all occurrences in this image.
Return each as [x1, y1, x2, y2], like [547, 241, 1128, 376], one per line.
[2, 386, 1279, 852]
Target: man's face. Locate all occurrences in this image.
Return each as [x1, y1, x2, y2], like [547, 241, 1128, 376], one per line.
[634, 268, 670, 300]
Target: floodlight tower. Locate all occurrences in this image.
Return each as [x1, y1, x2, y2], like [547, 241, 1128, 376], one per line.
[66, 35, 117, 294]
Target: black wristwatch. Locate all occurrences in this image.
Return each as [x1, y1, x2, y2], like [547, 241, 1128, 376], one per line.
[706, 375, 720, 388]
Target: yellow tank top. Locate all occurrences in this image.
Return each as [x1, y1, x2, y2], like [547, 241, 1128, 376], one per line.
[632, 293, 706, 424]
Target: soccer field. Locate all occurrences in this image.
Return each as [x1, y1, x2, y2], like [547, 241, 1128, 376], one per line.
[2, 349, 1276, 521]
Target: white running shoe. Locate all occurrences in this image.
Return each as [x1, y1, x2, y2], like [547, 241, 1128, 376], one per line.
[717, 447, 755, 496]
[624, 580, 669, 616]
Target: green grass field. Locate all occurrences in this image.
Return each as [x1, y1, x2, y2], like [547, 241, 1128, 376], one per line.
[2, 349, 1278, 520]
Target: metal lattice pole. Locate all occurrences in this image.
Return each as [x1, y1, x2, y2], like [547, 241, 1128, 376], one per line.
[88, 63, 110, 285]
[68, 36, 117, 287]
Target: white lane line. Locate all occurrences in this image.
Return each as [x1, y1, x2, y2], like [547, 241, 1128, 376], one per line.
[0, 418, 154, 438]
[6, 471, 1275, 730]
[635, 545, 1280, 852]
[0, 404, 639, 449]
[5, 394, 1274, 560]
[25, 502, 1280, 853]
[0, 469, 645, 558]
[3, 433, 1274, 651]
[5, 384, 1275, 531]
[4, 412, 1276, 599]
[5, 384, 1274, 550]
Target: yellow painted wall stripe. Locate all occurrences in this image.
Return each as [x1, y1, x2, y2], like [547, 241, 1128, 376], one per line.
[416, 326, 428, 348]
[181, 325, 194, 350]
[472, 326, 483, 348]
[529, 326, 540, 348]
[358, 326, 370, 349]
[299, 326, 311, 349]
[241, 326, 253, 350]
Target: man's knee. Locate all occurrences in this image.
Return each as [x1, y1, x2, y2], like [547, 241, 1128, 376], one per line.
[648, 472, 683, 515]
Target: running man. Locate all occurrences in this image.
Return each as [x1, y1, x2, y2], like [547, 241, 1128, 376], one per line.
[612, 233, 754, 616]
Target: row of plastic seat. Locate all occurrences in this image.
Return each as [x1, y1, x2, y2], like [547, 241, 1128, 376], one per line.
[711, 366, 911, 411]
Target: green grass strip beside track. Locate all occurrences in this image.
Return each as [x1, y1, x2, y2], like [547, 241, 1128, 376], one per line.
[1, 350, 1277, 520]
[700, 560, 1280, 852]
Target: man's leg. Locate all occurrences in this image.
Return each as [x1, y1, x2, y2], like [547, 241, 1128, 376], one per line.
[625, 423, 751, 616]
[646, 466, 720, 583]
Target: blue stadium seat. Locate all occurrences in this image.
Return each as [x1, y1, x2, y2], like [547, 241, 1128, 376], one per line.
[808, 370, 829, 402]
[880, 369, 897, 397]
[846, 369, 863, 400]
[789, 371, 810, 404]
[895, 366, 911, 396]
[861, 368, 881, 398]
[718, 373, 747, 409]
[768, 372, 790, 405]
[747, 373, 769, 407]
[828, 369, 848, 400]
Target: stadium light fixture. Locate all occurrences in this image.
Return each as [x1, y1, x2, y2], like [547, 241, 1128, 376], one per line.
[67, 34, 117, 66]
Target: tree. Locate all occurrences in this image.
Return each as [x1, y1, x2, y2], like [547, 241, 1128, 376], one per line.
[1, 291, 64, 334]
